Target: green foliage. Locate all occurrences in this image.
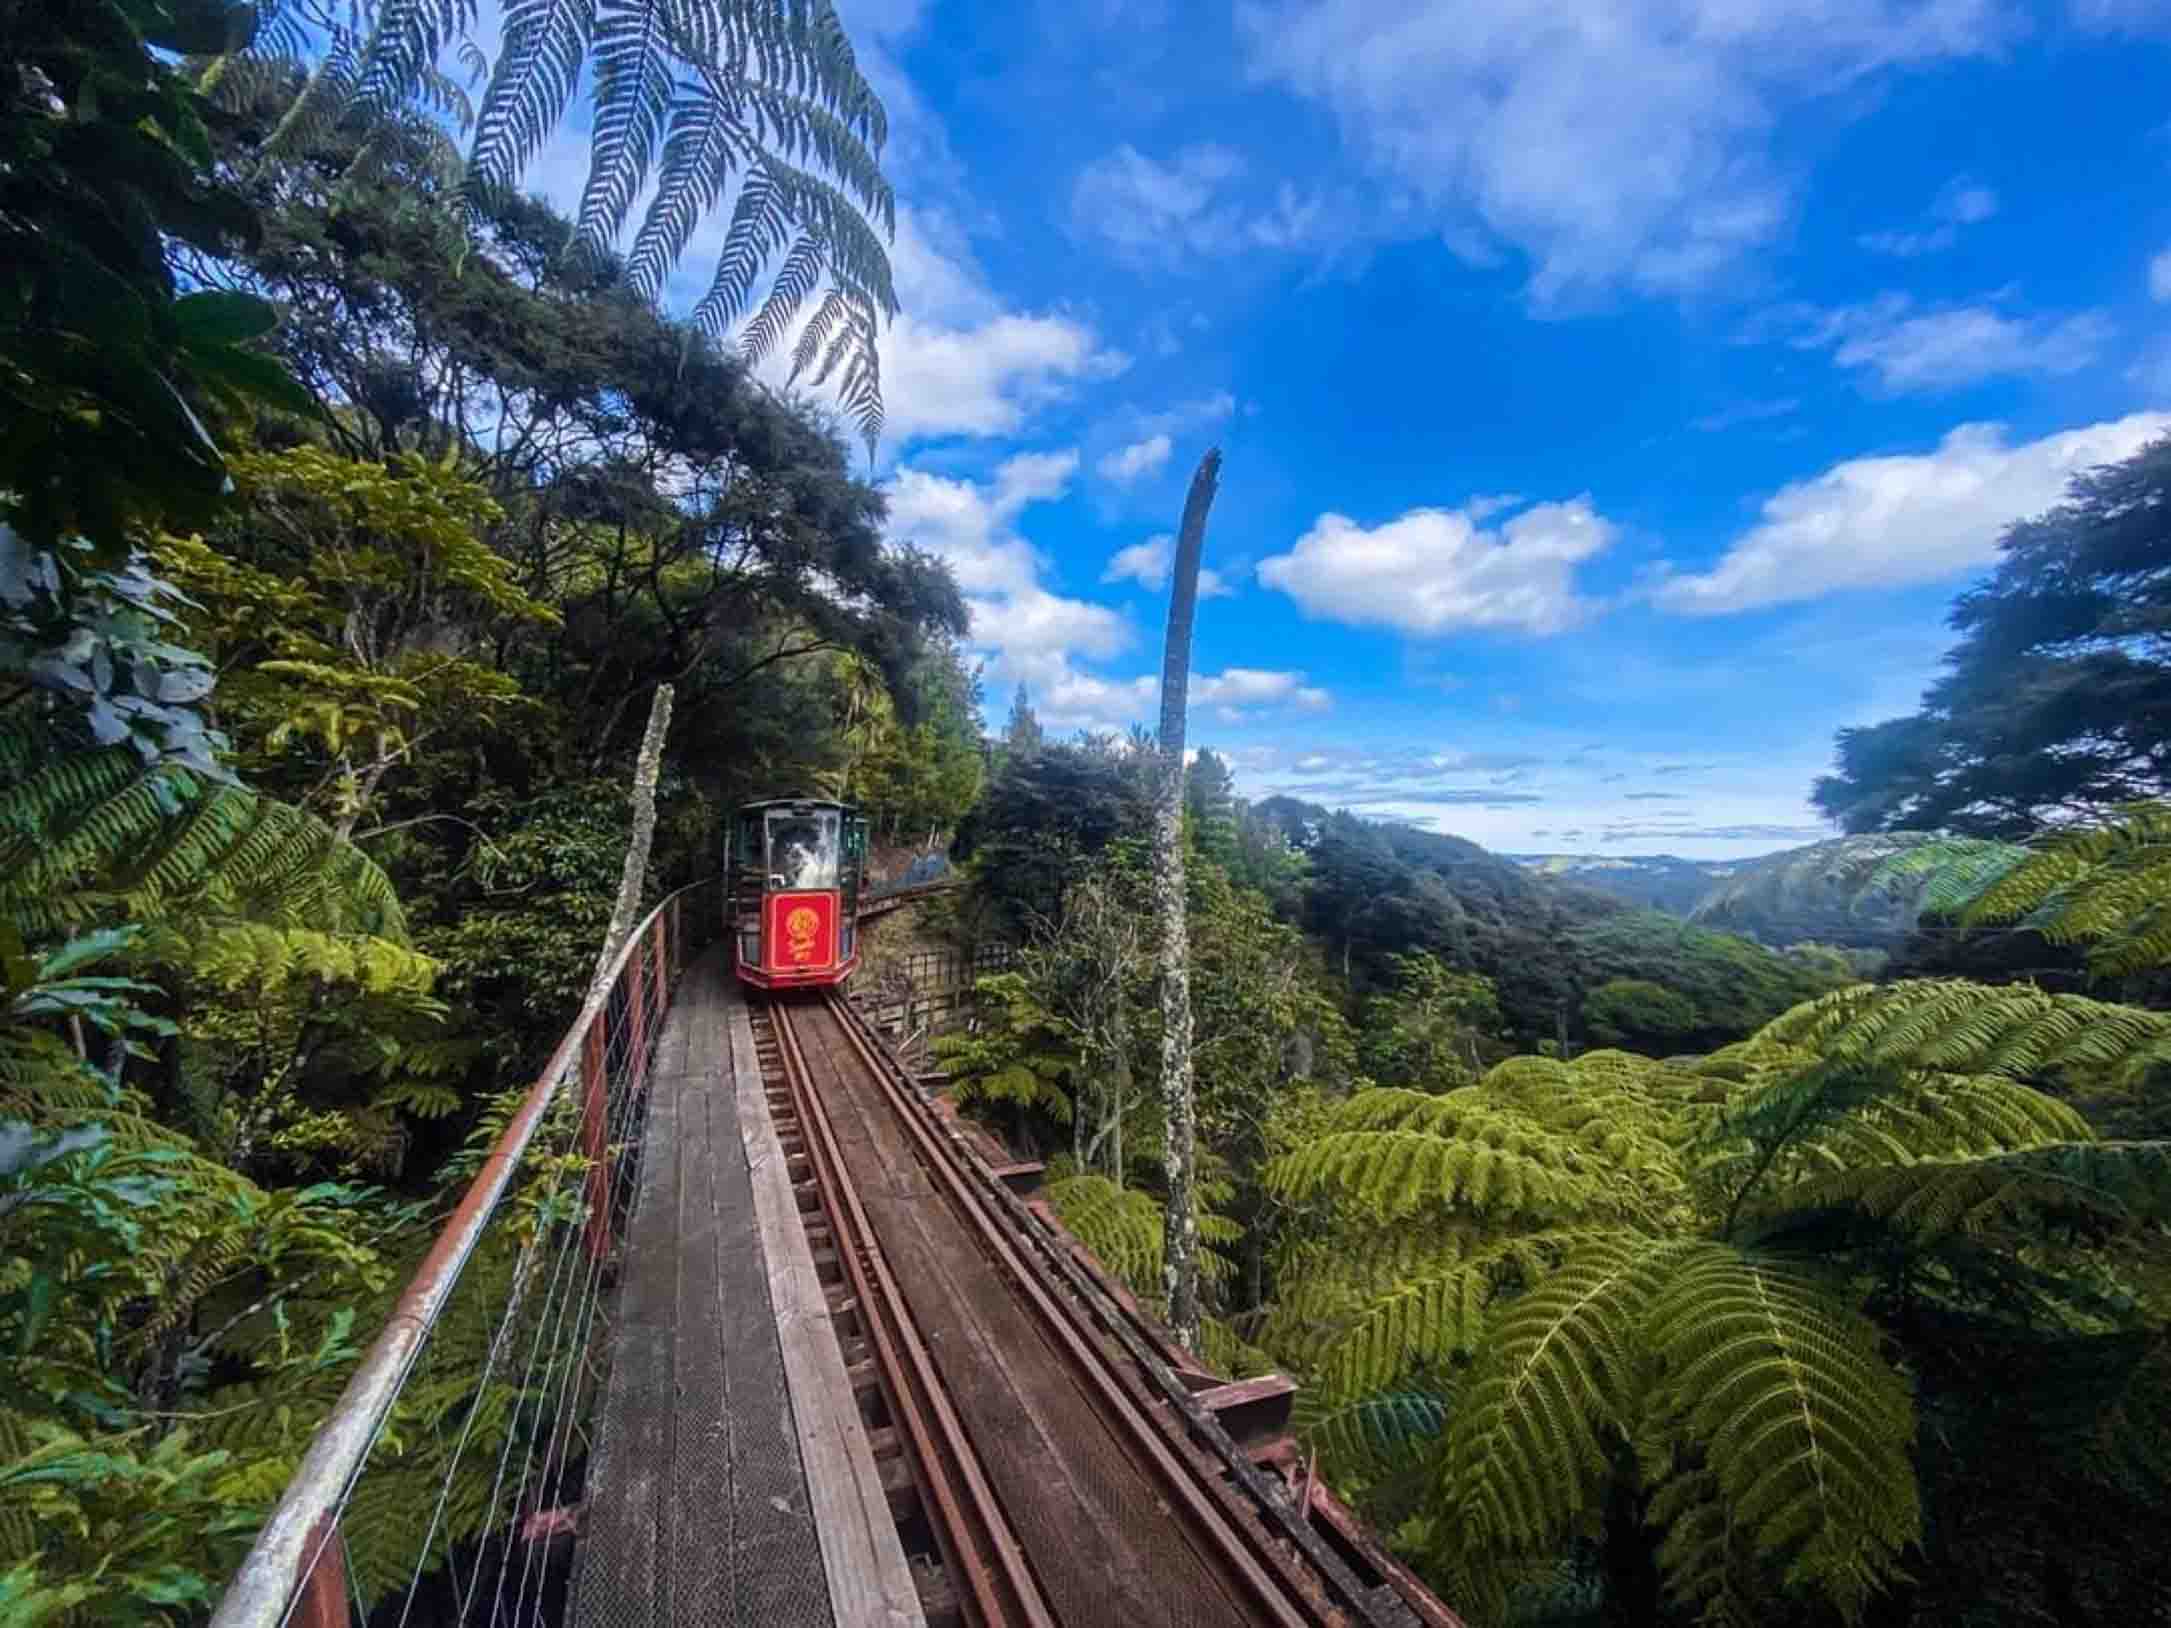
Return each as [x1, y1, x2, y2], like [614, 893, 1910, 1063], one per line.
[1814, 433, 2171, 838]
[232, 0, 899, 449]
[931, 973, 1076, 1148]
[1362, 953, 1508, 1086]
[1564, 910, 1854, 1052]
[1581, 978, 1698, 1054]
[1874, 802, 2171, 979]
[1044, 1169, 1237, 1304]
[0, 721, 408, 946]
[1257, 974, 2171, 1625]
[0, 0, 311, 552]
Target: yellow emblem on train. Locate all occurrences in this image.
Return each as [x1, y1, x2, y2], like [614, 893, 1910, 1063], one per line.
[785, 906, 821, 962]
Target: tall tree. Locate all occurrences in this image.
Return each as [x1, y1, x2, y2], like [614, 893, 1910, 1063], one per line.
[1003, 681, 1044, 756]
[1153, 448, 1221, 1352]
[208, 0, 900, 449]
[1186, 746, 1240, 870]
[1813, 434, 2171, 838]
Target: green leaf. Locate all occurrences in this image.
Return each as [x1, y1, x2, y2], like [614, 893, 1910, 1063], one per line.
[170, 290, 280, 347]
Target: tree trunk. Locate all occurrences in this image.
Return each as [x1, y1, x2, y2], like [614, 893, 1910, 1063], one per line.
[1153, 449, 1222, 1353]
[588, 684, 674, 998]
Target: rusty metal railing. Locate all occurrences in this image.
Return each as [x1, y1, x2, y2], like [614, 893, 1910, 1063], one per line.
[210, 879, 721, 1628]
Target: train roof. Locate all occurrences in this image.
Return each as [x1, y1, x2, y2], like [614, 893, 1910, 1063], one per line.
[735, 797, 860, 813]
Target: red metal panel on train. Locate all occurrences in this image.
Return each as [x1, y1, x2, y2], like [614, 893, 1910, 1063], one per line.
[765, 890, 837, 974]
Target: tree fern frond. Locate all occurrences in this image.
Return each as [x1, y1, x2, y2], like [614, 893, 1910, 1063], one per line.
[1645, 1245, 1918, 1620]
[579, 0, 676, 245]
[1755, 979, 2171, 1082]
[1868, 835, 2030, 918]
[356, 0, 483, 118]
[1044, 1173, 1233, 1301]
[735, 227, 826, 361]
[1276, 1232, 1583, 1399]
[1442, 1232, 1685, 1558]
[1294, 1383, 1454, 1486]
[1267, 1125, 1609, 1223]
[696, 162, 794, 335]
[626, 89, 747, 297]
[468, 0, 595, 200]
[1775, 1140, 2171, 1241]
[0, 727, 410, 945]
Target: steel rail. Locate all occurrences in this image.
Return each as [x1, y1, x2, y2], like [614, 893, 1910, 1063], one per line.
[811, 994, 1323, 1628]
[211, 881, 716, 1628]
[765, 998, 1058, 1628]
[821, 990, 1413, 1628]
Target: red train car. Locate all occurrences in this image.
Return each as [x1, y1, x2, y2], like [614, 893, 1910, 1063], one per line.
[726, 799, 869, 989]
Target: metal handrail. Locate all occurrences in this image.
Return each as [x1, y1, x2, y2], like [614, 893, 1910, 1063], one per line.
[210, 878, 719, 1628]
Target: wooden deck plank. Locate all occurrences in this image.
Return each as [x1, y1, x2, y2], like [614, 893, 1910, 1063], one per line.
[671, 975, 736, 1628]
[570, 983, 686, 1628]
[730, 994, 926, 1628]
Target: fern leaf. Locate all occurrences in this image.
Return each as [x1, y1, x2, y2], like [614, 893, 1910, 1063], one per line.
[1645, 1244, 1918, 1620]
[468, 0, 596, 201]
[578, 0, 675, 246]
[1442, 1232, 1685, 1558]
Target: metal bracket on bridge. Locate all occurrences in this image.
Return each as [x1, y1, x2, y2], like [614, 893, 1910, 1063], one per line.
[1186, 1374, 1298, 1455]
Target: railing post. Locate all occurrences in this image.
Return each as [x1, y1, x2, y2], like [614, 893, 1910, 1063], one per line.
[292, 1514, 349, 1628]
[581, 1015, 610, 1265]
[628, 936, 649, 1093]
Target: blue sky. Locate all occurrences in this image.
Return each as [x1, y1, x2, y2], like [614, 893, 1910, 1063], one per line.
[535, 1, 2171, 857]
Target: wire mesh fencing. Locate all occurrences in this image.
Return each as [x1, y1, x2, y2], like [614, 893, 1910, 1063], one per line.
[211, 881, 721, 1628]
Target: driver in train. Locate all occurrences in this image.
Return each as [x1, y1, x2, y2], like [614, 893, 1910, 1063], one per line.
[772, 819, 835, 888]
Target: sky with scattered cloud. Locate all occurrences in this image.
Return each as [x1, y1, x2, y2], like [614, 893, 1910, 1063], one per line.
[509, 0, 2171, 858]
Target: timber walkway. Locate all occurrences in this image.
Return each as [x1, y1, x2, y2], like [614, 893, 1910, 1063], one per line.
[211, 880, 1462, 1628]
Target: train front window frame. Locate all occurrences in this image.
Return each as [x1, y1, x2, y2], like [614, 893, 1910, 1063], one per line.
[765, 807, 841, 890]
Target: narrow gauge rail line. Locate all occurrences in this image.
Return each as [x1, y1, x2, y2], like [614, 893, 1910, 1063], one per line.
[754, 997, 1053, 1628]
[758, 989, 1415, 1628]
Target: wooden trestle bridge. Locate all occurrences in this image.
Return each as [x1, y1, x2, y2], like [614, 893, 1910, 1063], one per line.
[210, 876, 1464, 1628]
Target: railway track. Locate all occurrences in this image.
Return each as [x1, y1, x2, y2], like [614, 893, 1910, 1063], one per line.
[750, 988, 1431, 1628]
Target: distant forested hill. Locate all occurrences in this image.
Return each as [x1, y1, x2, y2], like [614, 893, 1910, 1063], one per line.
[1508, 836, 1943, 951]
[1688, 833, 1941, 949]
[1506, 852, 1745, 915]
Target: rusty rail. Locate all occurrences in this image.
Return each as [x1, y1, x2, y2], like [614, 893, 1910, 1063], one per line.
[761, 998, 1056, 1627]
[772, 990, 1427, 1627]
[211, 880, 721, 1628]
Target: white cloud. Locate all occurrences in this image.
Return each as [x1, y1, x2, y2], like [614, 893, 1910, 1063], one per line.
[882, 456, 1303, 734]
[1097, 434, 1172, 484]
[1693, 397, 1801, 433]
[1859, 174, 1999, 256]
[2071, 0, 2171, 35]
[1651, 410, 2171, 615]
[1788, 292, 2111, 392]
[1258, 497, 1616, 636]
[2150, 247, 2171, 303]
[1070, 144, 1251, 263]
[1193, 668, 1333, 720]
[1101, 534, 1233, 598]
[740, 206, 1127, 448]
[1238, 0, 2017, 306]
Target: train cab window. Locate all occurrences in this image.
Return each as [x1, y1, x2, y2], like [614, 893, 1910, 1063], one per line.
[766, 808, 840, 889]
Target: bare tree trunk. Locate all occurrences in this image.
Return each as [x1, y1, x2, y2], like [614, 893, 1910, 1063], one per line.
[1153, 449, 1221, 1353]
[588, 683, 675, 998]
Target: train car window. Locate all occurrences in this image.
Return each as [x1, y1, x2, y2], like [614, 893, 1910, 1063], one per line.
[766, 809, 840, 888]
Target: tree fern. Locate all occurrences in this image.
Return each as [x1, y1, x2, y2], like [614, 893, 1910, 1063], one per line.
[1754, 978, 2171, 1083]
[233, 0, 899, 451]
[1644, 1245, 1918, 1620]
[0, 725, 409, 945]
[1876, 802, 2171, 977]
[1043, 1171, 1234, 1305]
[1441, 1233, 1686, 1557]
